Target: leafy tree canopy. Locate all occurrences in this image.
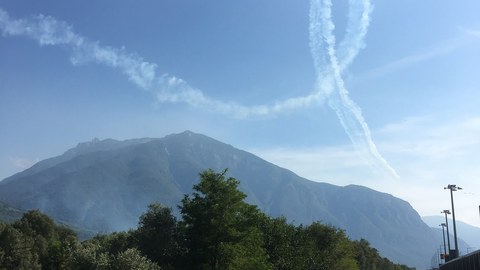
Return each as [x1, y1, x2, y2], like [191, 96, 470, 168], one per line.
[0, 169, 416, 270]
[180, 169, 271, 270]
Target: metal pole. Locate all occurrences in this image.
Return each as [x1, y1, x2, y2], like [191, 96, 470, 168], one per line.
[445, 184, 461, 258]
[440, 223, 447, 261]
[450, 188, 459, 257]
[442, 210, 451, 254]
[437, 248, 441, 268]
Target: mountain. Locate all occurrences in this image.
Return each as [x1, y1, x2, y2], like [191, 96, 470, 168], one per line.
[0, 131, 436, 268]
[0, 201, 24, 222]
[0, 200, 99, 240]
[423, 215, 480, 253]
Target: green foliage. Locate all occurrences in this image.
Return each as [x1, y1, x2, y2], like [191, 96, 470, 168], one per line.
[180, 169, 271, 270]
[133, 203, 184, 269]
[69, 243, 160, 270]
[68, 241, 111, 270]
[0, 169, 417, 270]
[353, 239, 415, 270]
[260, 217, 359, 270]
[260, 216, 305, 270]
[0, 201, 23, 223]
[13, 210, 78, 269]
[0, 223, 41, 270]
[355, 239, 379, 270]
[89, 231, 134, 256]
[114, 248, 161, 270]
[0, 210, 78, 270]
[301, 222, 358, 270]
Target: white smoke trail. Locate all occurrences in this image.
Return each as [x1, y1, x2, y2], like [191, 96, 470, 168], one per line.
[337, 0, 372, 71]
[0, 9, 158, 90]
[310, 0, 399, 178]
[0, 8, 324, 118]
[0, 2, 399, 177]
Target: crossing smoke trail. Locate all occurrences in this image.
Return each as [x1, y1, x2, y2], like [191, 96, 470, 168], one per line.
[0, 1, 399, 178]
[310, 0, 399, 178]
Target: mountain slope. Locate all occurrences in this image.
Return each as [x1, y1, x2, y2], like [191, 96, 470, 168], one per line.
[0, 201, 24, 222]
[423, 215, 480, 252]
[0, 131, 436, 268]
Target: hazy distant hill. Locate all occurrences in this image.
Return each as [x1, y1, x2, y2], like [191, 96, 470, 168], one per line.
[0, 201, 23, 222]
[0, 131, 437, 268]
[423, 215, 480, 252]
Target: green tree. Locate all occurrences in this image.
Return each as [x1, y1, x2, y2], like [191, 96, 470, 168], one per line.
[12, 210, 77, 270]
[260, 216, 309, 270]
[89, 231, 134, 257]
[354, 239, 379, 270]
[114, 248, 161, 270]
[68, 241, 110, 270]
[260, 217, 359, 270]
[133, 203, 184, 269]
[353, 239, 415, 270]
[300, 222, 358, 270]
[0, 223, 41, 270]
[69, 236, 163, 270]
[180, 169, 271, 270]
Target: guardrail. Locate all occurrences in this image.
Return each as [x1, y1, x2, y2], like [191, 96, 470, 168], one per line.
[440, 250, 480, 270]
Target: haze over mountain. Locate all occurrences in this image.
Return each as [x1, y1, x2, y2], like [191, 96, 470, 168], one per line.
[423, 215, 480, 252]
[0, 131, 438, 268]
[0, 201, 23, 223]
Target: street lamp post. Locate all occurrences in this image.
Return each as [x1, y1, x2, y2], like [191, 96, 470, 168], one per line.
[441, 209, 451, 255]
[440, 223, 447, 262]
[445, 184, 462, 258]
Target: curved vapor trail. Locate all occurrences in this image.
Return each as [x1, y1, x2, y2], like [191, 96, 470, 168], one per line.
[310, 0, 399, 178]
[0, 1, 399, 178]
[0, 8, 323, 119]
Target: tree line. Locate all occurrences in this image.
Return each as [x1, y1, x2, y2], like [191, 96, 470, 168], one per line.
[0, 169, 415, 270]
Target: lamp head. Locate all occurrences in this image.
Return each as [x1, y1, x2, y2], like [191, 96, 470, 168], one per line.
[445, 184, 462, 191]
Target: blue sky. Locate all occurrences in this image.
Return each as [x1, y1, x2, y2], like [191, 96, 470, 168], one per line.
[1, 0, 480, 228]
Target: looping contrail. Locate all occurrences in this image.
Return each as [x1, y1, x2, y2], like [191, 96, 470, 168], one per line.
[310, 0, 399, 178]
[0, 1, 399, 178]
[0, 8, 323, 119]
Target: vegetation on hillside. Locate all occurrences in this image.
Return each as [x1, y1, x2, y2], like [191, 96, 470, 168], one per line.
[0, 169, 415, 270]
[0, 201, 23, 222]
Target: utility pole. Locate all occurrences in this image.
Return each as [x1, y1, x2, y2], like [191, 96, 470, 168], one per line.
[440, 223, 447, 262]
[441, 209, 451, 256]
[445, 184, 462, 258]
